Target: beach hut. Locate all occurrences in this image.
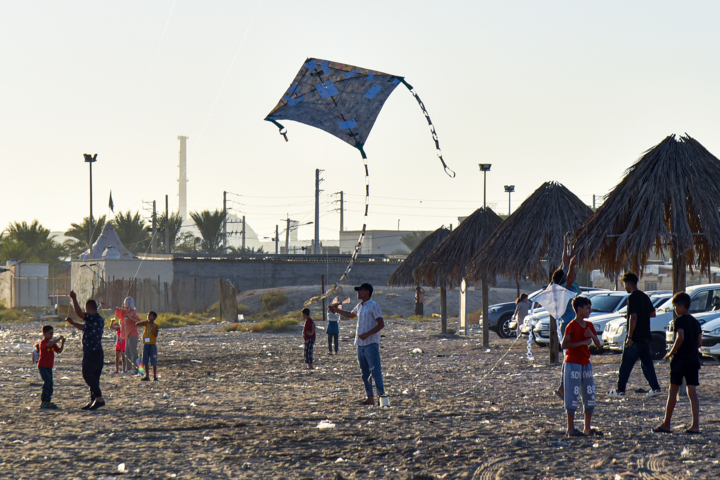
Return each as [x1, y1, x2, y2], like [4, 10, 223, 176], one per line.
[388, 226, 452, 326]
[574, 134, 720, 294]
[413, 208, 503, 344]
[468, 181, 593, 359]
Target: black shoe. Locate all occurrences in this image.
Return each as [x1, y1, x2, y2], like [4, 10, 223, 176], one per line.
[89, 400, 106, 410]
[81, 401, 94, 410]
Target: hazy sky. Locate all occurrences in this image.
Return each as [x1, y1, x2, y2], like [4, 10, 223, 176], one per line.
[3, 1, 720, 243]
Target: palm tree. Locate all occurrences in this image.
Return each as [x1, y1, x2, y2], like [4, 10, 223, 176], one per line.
[64, 215, 107, 258]
[111, 211, 151, 253]
[2, 220, 65, 264]
[174, 232, 201, 253]
[157, 212, 184, 252]
[190, 210, 227, 253]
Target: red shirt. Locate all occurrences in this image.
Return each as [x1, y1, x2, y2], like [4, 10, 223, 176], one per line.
[303, 318, 316, 341]
[564, 319, 597, 366]
[38, 339, 60, 368]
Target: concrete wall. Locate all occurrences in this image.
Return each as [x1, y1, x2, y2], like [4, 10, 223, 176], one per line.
[340, 230, 416, 255]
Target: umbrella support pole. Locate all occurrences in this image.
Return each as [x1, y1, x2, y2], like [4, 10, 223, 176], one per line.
[460, 278, 467, 336]
[482, 279, 489, 347]
[440, 286, 447, 334]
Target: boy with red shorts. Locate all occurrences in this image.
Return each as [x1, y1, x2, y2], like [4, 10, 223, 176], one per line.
[110, 318, 126, 374]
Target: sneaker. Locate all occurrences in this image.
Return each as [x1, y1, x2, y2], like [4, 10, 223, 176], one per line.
[153, 377, 159, 382]
[645, 389, 664, 398]
[606, 389, 626, 398]
[46, 402, 59, 409]
[141, 377, 150, 381]
[81, 401, 94, 410]
[89, 399, 105, 410]
[40, 402, 50, 409]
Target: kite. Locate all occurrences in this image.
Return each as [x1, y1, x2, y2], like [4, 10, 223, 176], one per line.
[526, 283, 577, 359]
[265, 58, 454, 303]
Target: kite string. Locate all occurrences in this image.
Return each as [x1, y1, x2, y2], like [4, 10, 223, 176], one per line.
[455, 334, 520, 397]
[305, 153, 369, 305]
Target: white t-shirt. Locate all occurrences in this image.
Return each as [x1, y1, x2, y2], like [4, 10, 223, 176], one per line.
[352, 299, 383, 346]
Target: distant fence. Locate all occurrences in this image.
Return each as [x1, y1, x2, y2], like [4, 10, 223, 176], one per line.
[94, 277, 238, 322]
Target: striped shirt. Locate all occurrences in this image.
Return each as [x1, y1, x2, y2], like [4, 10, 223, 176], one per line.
[352, 299, 383, 346]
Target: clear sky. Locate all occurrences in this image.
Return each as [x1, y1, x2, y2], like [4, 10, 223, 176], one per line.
[2, 1, 720, 243]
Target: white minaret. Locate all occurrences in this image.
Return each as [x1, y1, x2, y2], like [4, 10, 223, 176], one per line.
[178, 135, 188, 220]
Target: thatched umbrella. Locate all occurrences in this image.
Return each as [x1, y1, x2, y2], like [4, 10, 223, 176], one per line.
[574, 134, 720, 294]
[468, 181, 593, 283]
[414, 208, 503, 342]
[468, 181, 592, 360]
[388, 226, 451, 322]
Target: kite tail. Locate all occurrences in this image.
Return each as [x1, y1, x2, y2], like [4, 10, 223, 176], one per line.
[305, 148, 369, 306]
[265, 117, 288, 142]
[399, 78, 455, 178]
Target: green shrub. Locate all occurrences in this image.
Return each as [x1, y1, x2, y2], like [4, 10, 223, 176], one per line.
[154, 313, 211, 328]
[223, 314, 300, 333]
[237, 303, 249, 314]
[0, 304, 33, 322]
[261, 290, 288, 311]
[409, 315, 433, 322]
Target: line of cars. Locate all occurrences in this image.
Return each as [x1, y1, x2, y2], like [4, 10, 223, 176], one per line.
[490, 282, 720, 361]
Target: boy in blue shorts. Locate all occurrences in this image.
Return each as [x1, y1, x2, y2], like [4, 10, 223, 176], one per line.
[561, 296, 602, 436]
[137, 311, 159, 382]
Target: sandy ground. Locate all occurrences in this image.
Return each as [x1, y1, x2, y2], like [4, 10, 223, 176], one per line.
[1, 317, 719, 480]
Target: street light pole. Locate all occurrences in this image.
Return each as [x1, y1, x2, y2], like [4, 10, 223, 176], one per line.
[479, 164, 491, 209]
[504, 185, 515, 216]
[84, 154, 97, 258]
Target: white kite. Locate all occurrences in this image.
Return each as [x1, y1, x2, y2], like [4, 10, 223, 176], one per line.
[526, 283, 577, 359]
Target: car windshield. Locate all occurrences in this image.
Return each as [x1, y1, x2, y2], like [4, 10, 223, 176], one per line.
[589, 295, 623, 313]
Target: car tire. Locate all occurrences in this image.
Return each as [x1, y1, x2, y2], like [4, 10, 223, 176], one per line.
[496, 314, 514, 339]
[650, 333, 666, 360]
[589, 345, 605, 355]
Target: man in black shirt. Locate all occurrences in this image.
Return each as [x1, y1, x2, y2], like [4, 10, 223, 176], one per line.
[654, 292, 701, 434]
[67, 290, 106, 410]
[606, 272, 662, 398]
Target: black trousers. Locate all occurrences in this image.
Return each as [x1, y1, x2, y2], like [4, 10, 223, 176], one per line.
[328, 333, 339, 353]
[82, 349, 104, 400]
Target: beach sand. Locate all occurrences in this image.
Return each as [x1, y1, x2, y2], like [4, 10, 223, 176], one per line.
[1, 318, 718, 479]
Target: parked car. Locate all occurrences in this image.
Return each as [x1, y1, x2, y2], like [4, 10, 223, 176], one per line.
[589, 292, 672, 338]
[512, 287, 607, 336]
[532, 291, 629, 347]
[604, 283, 720, 360]
[486, 288, 545, 339]
[666, 311, 720, 360]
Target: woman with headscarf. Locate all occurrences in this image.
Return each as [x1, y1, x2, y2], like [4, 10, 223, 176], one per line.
[103, 297, 142, 374]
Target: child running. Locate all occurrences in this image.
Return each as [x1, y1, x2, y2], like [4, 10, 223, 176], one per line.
[36, 325, 65, 409]
[302, 308, 315, 369]
[136, 311, 160, 382]
[109, 319, 126, 374]
[654, 292, 702, 434]
[561, 296, 601, 436]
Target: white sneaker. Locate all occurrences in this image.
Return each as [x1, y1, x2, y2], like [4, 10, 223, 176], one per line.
[645, 389, 664, 398]
[606, 389, 626, 398]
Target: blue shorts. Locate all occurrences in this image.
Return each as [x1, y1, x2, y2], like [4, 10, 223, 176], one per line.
[142, 344, 158, 367]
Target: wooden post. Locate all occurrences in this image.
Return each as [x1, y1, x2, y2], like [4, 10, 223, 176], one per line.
[549, 314, 560, 363]
[321, 275, 326, 321]
[440, 285, 447, 334]
[481, 278, 489, 347]
[218, 277, 224, 321]
[194, 278, 197, 314]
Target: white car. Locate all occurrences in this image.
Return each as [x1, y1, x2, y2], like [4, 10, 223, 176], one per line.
[604, 284, 720, 359]
[667, 312, 720, 360]
[532, 291, 629, 347]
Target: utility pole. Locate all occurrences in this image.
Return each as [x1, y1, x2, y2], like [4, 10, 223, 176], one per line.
[152, 200, 157, 254]
[339, 191, 344, 232]
[593, 194, 596, 210]
[165, 195, 170, 254]
[83, 154, 97, 258]
[223, 191, 227, 254]
[315, 169, 324, 254]
[242, 216, 246, 251]
[285, 216, 290, 254]
[275, 225, 279, 255]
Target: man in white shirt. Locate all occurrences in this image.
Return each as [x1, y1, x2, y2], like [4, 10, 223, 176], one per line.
[329, 283, 386, 405]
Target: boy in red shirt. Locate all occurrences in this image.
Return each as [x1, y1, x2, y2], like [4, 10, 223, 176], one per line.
[302, 308, 315, 370]
[35, 325, 65, 409]
[561, 296, 601, 436]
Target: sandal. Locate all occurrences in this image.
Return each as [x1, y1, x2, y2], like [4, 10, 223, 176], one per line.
[653, 426, 672, 434]
[566, 428, 585, 437]
[587, 428, 603, 436]
[684, 429, 701, 435]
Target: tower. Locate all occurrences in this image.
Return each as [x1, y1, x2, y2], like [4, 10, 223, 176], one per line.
[178, 135, 188, 220]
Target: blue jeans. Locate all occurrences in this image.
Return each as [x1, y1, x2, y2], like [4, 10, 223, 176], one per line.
[38, 366, 53, 402]
[357, 343, 385, 396]
[617, 341, 660, 393]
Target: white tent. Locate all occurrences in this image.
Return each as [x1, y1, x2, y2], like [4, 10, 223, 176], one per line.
[78, 223, 136, 260]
